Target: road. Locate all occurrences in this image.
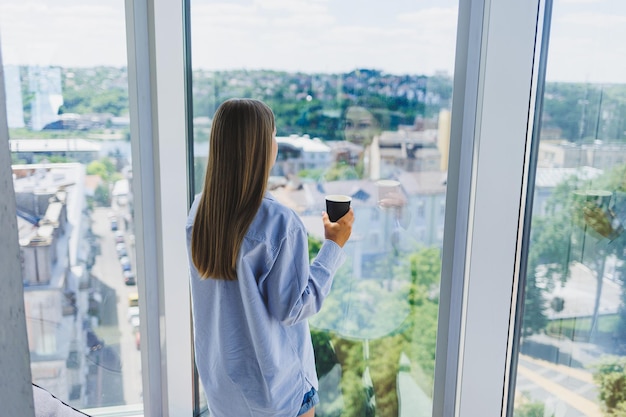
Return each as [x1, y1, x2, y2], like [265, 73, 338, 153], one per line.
[515, 354, 601, 416]
[86, 204, 142, 408]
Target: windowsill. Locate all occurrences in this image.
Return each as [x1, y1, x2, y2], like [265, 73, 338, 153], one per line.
[82, 403, 143, 417]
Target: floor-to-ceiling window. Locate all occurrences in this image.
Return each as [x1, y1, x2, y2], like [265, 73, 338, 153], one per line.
[510, 1, 626, 416]
[187, 1, 458, 416]
[6, 1, 625, 416]
[0, 1, 143, 414]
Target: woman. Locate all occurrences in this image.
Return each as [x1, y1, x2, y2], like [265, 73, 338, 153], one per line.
[186, 98, 354, 417]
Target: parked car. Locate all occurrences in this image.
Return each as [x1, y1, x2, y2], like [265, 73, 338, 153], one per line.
[123, 270, 136, 286]
[114, 231, 125, 244]
[116, 243, 127, 258]
[128, 293, 140, 328]
[120, 256, 131, 271]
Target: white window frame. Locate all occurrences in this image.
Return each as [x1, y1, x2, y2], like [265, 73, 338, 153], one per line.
[125, 0, 193, 416]
[438, 0, 545, 416]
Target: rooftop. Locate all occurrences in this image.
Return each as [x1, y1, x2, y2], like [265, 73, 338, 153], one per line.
[535, 166, 603, 188]
[10, 138, 101, 153]
[276, 134, 330, 153]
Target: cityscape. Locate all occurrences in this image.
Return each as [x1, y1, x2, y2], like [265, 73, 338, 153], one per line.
[5, 64, 626, 416]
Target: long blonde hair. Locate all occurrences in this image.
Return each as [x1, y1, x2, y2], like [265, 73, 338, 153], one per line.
[191, 98, 275, 280]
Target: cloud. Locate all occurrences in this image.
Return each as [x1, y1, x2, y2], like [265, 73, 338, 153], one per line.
[189, 3, 458, 75]
[396, 6, 458, 29]
[0, 1, 127, 67]
[1, 0, 459, 75]
[192, 3, 268, 26]
[253, 0, 329, 14]
[545, 9, 626, 82]
[558, 0, 601, 4]
[560, 11, 626, 25]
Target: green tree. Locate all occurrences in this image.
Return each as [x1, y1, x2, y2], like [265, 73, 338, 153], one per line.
[11, 154, 27, 164]
[86, 157, 121, 208]
[308, 240, 441, 417]
[307, 235, 323, 260]
[586, 164, 626, 344]
[47, 155, 75, 163]
[592, 356, 626, 416]
[93, 183, 110, 207]
[514, 398, 548, 417]
[522, 210, 573, 336]
[542, 83, 626, 142]
[522, 164, 626, 341]
[87, 158, 117, 182]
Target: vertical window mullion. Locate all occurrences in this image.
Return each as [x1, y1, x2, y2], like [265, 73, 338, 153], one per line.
[454, 1, 541, 416]
[433, 0, 486, 415]
[125, 0, 192, 415]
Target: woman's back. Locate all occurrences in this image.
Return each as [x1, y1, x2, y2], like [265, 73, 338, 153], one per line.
[187, 193, 344, 417]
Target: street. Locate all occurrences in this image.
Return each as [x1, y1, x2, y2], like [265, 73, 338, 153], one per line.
[86, 204, 142, 408]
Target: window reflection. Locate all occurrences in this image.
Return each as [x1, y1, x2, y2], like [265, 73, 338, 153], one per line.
[190, 1, 458, 415]
[1, 0, 142, 412]
[513, 1, 626, 416]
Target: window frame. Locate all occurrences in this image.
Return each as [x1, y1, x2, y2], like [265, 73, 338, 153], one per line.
[125, 0, 193, 415]
[444, 0, 545, 415]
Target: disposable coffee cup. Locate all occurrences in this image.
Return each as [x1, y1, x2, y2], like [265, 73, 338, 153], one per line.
[377, 179, 401, 201]
[325, 195, 351, 222]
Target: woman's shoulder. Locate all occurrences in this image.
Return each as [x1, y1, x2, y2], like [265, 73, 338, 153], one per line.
[260, 193, 302, 225]
[249, 194, 305, 239]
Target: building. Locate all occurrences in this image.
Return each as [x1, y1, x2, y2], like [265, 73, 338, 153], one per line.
[377, 129, 441, 173]
[538, 139, 626, 171]
[273, 134, 332, 177]
[28, 66, 64, 131]
[3, 64, 25, 128]
[42, 113, 113, 131]
[272, 170, 448, 251]
[10, 138, 101, 164]
[13, 163, 91, 404]
[533, 166, 603, 216]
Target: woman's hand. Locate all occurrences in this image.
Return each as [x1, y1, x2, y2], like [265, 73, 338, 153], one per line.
[322, 208, 354, 248]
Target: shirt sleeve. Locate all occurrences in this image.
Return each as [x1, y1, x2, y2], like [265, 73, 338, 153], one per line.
[262, 227, 346, 326]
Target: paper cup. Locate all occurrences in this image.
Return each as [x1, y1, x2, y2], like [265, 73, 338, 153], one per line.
[325, 195, 352, 222]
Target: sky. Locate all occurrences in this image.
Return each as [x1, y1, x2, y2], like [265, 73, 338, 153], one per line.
[0, 0, 625, 82]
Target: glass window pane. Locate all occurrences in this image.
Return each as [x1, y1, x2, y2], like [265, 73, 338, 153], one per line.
[512, 1, 626, 416]
[0, 1, 143, 414]
[189, 2, 458, 416]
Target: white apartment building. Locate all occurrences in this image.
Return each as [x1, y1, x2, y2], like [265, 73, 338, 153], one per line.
[14, 163, 90, 404]
[274, 134, 332, 176]
[538, 139, 626, 170]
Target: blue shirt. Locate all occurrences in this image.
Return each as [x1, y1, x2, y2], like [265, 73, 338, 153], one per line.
[186, 193, 346, 417]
